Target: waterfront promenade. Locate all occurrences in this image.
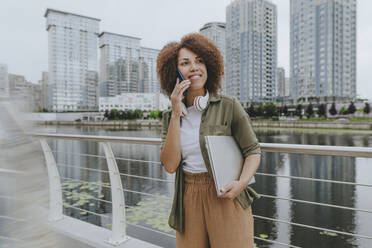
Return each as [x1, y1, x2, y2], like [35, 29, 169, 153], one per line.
[1, 102, 372, 247]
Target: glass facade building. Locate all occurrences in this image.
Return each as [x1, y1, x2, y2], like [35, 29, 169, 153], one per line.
[99, 32, 141, 96]
[200, 22, 226, 94]
[276, 67, 287, 97]
[290, 0, 357, 100]
[139, 47, 160, 93]
[99, 32, 160, 96]
[45, 9, 100, 111]
[226, 0, 277, 105]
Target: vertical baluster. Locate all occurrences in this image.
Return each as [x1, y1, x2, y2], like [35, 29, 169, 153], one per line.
[40, 138, 63, 221]
[102, 142, 129, 245]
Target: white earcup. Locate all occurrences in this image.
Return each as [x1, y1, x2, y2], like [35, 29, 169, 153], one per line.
[181, 91, 209, 117]
[194, 91, 209, 111]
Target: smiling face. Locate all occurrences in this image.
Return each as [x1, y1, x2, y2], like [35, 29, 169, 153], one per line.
[177, 48, 208, 91]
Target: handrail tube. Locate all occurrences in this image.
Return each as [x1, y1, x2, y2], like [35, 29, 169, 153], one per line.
[253, 237, 301, 248]
[31, 133, 160, 145]
[60, 176, 112, 190]
[260, 143, 372, 158]
[57, 163, 174, 183]
[62, 202, 111, 219]
[0, 168, 25, 174]
[52, 150, 162, 165]
[61, 189, 112, 205]
[0, 235, 20, 242]
[253, 215, 372, 240]
[0, 215, 24, 222]
[256, 172, 372, 187]
[0, 195, 20, 201]
[260, 194, 372, 214]
[31, 133, 372, 158]
[57, 163, 109, 174]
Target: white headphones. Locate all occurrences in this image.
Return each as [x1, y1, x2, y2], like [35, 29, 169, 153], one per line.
[180, 91, 209, 117]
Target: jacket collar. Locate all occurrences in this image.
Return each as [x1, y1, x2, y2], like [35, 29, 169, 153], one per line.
[204, 92, 221, 112]
[209, 93, 221, 103]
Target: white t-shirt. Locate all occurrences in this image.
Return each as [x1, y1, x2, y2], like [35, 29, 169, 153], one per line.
[180, 106, 208, 173]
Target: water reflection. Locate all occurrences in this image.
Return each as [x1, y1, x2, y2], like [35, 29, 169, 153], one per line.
[36, 125, 372, 248]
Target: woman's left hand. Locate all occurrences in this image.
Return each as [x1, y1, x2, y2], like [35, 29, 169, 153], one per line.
[219, 180, 245, 200]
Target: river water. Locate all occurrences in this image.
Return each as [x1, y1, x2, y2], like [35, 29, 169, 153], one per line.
[21, 126, 372, 247]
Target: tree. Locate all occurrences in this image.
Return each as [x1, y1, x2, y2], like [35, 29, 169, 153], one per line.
[255, 104, 264, 117]
[364, 103, 370, 114]
[118, 110, 125, 120]
[329, 103, 337, 116]
[149, 111, 159, 119]
[109, 109, 119, 120]
[339, 107, 348, 115]
[296, 104, 303, 118]
[282, 105, 289, 116]
[347, 102, 356, 115]
[263, 103, 277, 118]
[134, 109, 143, 119]
[127, 110, 135, 119]
[247, 104, 256, 117]
[317, 104, 326, 117]
[305, 103, 314, 118]
[104, 110, 109, 120]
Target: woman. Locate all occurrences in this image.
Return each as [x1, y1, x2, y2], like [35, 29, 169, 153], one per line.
[157, 33, 261, 248]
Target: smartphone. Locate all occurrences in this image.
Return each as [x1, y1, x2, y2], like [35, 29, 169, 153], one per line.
[177, 68, 188, 97]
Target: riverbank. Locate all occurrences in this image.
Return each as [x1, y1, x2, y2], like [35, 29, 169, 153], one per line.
[37, 120, 162, 128]
[252, 121, 372, 130]
[35, 119, 372, 131]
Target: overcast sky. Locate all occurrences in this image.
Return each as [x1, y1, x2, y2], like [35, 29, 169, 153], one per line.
[1, 0, 371, 100]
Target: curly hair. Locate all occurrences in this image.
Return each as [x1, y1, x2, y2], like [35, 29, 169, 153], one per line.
[156, 33, 224, 97]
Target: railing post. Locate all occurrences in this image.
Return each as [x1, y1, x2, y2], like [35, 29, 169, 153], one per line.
[40, 138, 63, 221]
[102, 142, 129, 245]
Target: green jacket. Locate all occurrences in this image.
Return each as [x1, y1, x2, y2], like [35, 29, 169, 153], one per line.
[160, 93, 261, 233]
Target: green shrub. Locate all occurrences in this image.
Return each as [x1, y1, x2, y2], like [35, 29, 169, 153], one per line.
[339, 107, 348, 115]
[272, 116, 279, 121]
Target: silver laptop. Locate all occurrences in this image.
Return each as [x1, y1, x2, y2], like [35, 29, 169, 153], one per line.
[205, 136, 255, 197]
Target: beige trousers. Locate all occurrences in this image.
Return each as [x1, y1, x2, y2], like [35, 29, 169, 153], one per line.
[176, 172, 254, 248]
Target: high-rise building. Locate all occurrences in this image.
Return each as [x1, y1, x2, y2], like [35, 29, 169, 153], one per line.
[45, 9, 100, 112]
[226, 0, 277, 106]
[285, 77, 290, 97]
[39, 72, 49, 110]
[8, 74, 41, 111]
[290, 0, 356, 101]
[9, 74, 33, 99]
[276, 67, 286, 97]
[99, 32, 141, 96]
[0, 64, 9, 97]
[200, 22, 226, 93]
[139, 47, 160, 93]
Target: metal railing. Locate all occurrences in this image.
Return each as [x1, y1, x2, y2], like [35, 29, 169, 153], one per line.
[29, 132, 372, 247]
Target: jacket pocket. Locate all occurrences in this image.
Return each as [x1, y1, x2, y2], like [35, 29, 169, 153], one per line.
[208, 125, 231, 136]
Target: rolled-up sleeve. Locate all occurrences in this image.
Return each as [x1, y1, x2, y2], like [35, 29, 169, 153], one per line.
[160, 110, 170, 152]
[231, 97, 261, 158]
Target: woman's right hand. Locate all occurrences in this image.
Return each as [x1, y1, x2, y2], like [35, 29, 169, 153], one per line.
[170, 78, 191, 118]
